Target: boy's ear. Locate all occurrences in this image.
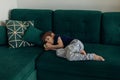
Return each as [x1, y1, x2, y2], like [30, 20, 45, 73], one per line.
[51, 33, 55, 37]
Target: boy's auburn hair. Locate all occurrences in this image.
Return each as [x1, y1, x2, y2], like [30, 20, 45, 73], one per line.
[42, 31, 53, 42]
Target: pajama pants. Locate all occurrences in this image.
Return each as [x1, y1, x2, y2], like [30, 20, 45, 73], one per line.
[56, 39, 94, 61]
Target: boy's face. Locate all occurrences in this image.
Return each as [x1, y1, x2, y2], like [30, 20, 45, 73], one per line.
[45, 36, 54, 44]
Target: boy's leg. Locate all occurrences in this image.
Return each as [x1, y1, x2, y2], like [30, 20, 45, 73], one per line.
[64, 39, 103, 61]
[65, 47, 104, 61]
[70, 39, 84, 51]
[65, 39, 88, 61]
[56, 48, 66, 58]
[56, 39, 105, 61]
[56, 39, 83, 59]
[66, 53, 104, 61]
[56, 39, 84, 60]
[65, 50, 95, 61]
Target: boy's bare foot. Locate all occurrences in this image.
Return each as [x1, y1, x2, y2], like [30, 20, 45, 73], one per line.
[93, 54, 105, 61]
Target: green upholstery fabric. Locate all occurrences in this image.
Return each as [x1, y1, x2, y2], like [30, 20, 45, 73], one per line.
[6, 20, 34, 48]
[53, 10, 102, 43]
[0, 46, 43, 80]
[9, 9, 53, 32]
[36, 44, 120, 80]
[102, 12, 120, 45]
[1, 9, 120, 80]
[25, 71, 37, 80]
[23, 26, 43, 46]
[0, 26, 7, 45]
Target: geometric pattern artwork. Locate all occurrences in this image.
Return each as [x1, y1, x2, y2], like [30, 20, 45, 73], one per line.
[6, 20, 34, 48]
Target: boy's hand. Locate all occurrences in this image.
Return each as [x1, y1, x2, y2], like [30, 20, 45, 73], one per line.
[44, 43, 53, 50]
[45, 43, 53, 48]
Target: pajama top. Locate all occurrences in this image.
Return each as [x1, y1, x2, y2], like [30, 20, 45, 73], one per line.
[53, 35, 74, 47]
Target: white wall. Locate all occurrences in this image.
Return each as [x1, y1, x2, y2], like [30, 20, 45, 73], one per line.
[0, 0, 17, 23]
[17, 0, 120, 12]
[0, 0, 120, 24]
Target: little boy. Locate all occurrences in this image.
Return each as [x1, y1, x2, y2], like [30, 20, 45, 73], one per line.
[42, 31, 105, 61]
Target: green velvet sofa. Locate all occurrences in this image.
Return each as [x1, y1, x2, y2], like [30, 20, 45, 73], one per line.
[0, 9, 120, 80]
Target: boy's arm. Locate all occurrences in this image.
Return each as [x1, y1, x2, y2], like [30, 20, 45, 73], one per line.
[52, 36, 64, 49]
[45, 37, 64, 50]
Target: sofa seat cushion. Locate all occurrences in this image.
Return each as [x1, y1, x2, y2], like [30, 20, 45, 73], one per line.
[36, 44, 120, 80]
[0, 46, 42, 80]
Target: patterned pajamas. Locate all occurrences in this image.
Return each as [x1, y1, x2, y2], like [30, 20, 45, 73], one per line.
[56, 39, 94, 61]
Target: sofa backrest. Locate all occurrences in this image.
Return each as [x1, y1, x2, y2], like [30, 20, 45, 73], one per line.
[9, 9, 120, 45]
[0, 26, 7, 45]
[53, 10, 102, 43]
[102, 12, 120, 45]
[9, 9, 53, 32]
